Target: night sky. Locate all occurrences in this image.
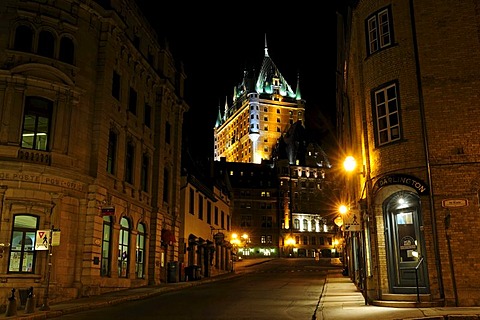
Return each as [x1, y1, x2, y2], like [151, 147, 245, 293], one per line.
[136, 2, 338, 160]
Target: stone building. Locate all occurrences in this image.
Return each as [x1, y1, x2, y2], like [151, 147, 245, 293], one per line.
[0, 0, 186, 309]
[212, 39, 337, 260]
[213, 37, 305, 164]
[338, 0, 480, 307]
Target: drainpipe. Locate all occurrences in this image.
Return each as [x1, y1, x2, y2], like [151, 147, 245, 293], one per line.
[409, 0, 445, 299]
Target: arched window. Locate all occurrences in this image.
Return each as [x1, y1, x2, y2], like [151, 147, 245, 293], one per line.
[311, 219, 316, 232]
[14, 25, 33, 52]
[8, 215, 38, 273]
[118, 217, 130, 278]
[59, 36, 74, 64]
[303, 219, 308, 231]
[101, 216, 112, 277]
[37, 30, 55, 58]
[294, 219, 300, 230]
[136, 223, 146, 278]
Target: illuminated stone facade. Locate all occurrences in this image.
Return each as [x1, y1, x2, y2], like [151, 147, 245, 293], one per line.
[0, 0, 186, 308]
[213, 42, 305, 164]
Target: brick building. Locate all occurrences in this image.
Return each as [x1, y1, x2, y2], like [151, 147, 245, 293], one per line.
[338, 0, 480, 307]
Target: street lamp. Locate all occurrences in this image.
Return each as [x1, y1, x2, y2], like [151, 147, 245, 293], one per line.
[285, 237, 295, 257]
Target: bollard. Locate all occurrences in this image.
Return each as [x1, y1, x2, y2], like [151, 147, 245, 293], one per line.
[5, 288, 17, 317]
[24, 287, 35, 314]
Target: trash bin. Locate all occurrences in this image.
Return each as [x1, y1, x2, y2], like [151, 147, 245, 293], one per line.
[194, 266, 202, 280]
[167, 261, 178, 283]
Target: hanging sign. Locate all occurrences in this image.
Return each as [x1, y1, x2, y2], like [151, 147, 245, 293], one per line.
[35, 230, 50, 250]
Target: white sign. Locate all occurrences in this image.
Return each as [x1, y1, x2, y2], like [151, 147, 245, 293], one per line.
[343, 210, 361, 232]
[442, 199, 468, 208]
[35, 230, 50, 250]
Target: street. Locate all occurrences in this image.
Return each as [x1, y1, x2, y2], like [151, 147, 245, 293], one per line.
[57, 258, 338, 320]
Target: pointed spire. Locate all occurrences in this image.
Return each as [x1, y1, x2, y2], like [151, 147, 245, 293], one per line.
[295, 71, 302, 100]
[223, 96, 228, 121]
[264, 33, 269, 57]
[215, 100, 223, 128]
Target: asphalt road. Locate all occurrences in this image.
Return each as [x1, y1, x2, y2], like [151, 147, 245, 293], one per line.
[57, 258, 332, 320]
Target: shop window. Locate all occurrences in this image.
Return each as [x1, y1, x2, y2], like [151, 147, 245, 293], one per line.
[101, 216, 112, 277]
[8, 215, 38, 273]
[118, 217, 130, 278]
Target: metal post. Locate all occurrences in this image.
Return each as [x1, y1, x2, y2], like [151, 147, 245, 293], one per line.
[40, 228, 53, 311]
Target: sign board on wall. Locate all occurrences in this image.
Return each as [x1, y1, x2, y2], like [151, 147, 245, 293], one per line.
[442, 199, 468, 208]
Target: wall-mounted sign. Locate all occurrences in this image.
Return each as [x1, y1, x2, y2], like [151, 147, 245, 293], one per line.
[442, 199, 468, 208]
[35, 230, 50, 250]
[101, 206, 115, 216]
[373, 174, 429, 195]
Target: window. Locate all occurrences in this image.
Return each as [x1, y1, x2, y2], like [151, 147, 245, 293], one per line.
[118, 217, 130, 278]
[266, 235, 272, 244]
[141, 153, 149, 192]
[59, 37, 74, 64]
[373, 82, 401, 146]
[214, 207, 219, 224]
[240, 215, 252, 227]
[165, 121, 171, 144]
[136, 223, 145, 279]
[163, 168, 169, 204]
[189, 188, 194, 214]
[112, 71, 120, 100]
[107, 130, 117, 174]
[261, 235, 266, 244]
[311, 236, 316, 245]
[294, 219, 300, 230]
[128, 87, 137, 115]
[22, 97, 52, 151]
[37, 30, 55, 58]
[303, 219, 308, 231]
[125, 141, 135, 184]
[367, 7, 393, 55]
[144, 104, 151, 128]
[262, 216, 273, 228]
[221, 211, 225, 228]
[14, 25, 33, 52]
[8, 215, 38, 273]
[207, 201, 212, 224]
[101, 216, 112, 277]
[303, 236, 308, 245]
[198, 195, 204, 220]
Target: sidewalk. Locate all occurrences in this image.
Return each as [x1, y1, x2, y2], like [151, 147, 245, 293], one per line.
[3, 258, 480, 319]
[316, 259, 480, 320]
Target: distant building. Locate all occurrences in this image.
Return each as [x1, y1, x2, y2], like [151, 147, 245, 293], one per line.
[212, 38, 337, 260]
[213, 37, 305, 164]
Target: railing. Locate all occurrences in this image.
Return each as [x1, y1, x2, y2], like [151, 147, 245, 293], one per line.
[401, 257, 424, 302]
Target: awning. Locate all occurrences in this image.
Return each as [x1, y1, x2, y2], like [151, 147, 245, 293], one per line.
[161, 229, 176, 243]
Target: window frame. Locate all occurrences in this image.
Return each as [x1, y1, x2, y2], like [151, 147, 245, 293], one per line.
[372, 81, 402, 147]
[366, 6, 394, 55]
[8, 215, 39, 274]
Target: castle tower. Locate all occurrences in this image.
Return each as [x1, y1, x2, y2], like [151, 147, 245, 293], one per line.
[213, 36, 305, 163]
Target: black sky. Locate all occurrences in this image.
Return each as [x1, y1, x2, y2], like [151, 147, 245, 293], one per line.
[135, 3, 338, 160]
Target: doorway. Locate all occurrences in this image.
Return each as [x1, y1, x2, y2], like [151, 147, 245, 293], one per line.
[384, 192, 429, 294]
